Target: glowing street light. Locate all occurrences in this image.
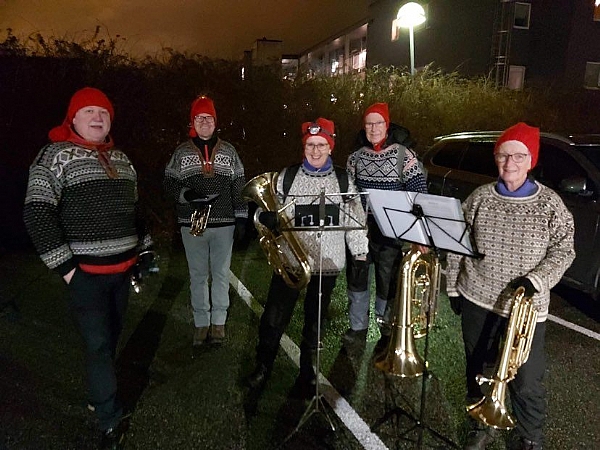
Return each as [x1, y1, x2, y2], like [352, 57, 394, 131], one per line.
[393, 2, 426, 75]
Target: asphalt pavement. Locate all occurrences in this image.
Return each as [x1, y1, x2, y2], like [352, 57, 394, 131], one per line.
[1, 237, 599, 450]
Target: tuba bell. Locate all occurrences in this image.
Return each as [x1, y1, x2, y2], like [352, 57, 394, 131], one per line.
[374, 249, 440, 377]
[466, 286, 538, 430]
[241, 172, 311, 290]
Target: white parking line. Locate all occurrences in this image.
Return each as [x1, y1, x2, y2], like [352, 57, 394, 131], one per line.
[547, 314, 600, 341]
[229, 271, 389, 450]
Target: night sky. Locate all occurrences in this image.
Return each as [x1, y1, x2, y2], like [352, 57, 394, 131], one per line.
[0, 0, 368, 59]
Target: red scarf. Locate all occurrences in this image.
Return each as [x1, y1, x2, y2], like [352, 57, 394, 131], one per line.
[61, 128, 118, 179]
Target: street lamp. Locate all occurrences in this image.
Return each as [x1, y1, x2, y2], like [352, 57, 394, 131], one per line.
[393, 2, 426, 75]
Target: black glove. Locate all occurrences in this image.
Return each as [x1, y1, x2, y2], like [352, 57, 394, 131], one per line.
[448, 294, 464, 315]
[509, 276, 538, 297]
[234, 218, 247, 242]
[258, 211, 279, 231]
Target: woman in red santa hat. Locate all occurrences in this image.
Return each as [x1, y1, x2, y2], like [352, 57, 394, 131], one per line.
[446, 122, 575, 450]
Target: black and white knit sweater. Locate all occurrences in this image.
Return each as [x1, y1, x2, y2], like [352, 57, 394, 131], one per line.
[446, 181, 575, 322]
[164, 139, 247, 226]
[347, 133, 428, 196]
[23, 142, 152, 276]
[275, 165, 369, 276]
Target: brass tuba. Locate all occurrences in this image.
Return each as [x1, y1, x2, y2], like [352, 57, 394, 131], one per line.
[466, 286, 538, 430]
[241, 172, 311, 290]
[374, 249, 440, 377]
[189, 204, 212, 236]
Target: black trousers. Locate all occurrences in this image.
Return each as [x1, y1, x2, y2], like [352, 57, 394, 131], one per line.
[256, 273, 337, 374]
[461, 299, 547, 443]
[68, 269, 129, 431]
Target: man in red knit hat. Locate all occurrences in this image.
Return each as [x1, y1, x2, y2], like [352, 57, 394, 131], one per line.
[24, 87, 154, 449]
[164, 95, 247, 347]
[344, 102, 428, 347]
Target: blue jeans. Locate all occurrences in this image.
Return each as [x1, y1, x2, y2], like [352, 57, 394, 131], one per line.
[181, 225, 234, 327]
[346, 220, 404, 331]
[68, 269, 129, 431]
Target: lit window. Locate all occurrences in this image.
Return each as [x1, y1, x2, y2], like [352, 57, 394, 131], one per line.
[584, 62, 600, 90]
[508, 65, 526, 90]
[595, 1, 600, 21]
[514, 2, 531, 29]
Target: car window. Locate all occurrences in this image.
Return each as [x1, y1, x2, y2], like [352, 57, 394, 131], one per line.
[430, 140, 467, 169]
[534, 143, 594, 191]
[460, 142, 498, 177]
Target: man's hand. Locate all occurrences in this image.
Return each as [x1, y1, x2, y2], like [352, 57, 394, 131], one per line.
[234, 218, 247, 242]
[411, 243, 429, 255]
[509, 276, 538, 298]
[63, 268, 76, 284]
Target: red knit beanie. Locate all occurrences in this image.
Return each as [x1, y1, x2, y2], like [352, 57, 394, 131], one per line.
[48, 87, 114, 142]
[301, 118, 336, 150]
[494, 122, 540, 168]
[189, 95, 217, 137]
[363, 102, 390, 128]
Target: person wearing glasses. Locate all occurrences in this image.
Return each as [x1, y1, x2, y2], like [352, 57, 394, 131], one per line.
[446, 123, 575, 450]
[164, 95, 247, 347]
[344, 102, 428, 347]
[245, 118, 368, 397]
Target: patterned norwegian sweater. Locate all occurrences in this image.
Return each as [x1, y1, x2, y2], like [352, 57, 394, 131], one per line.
[164, 139, 247, 226]
[274, 165, 369, 276]
[23, 142, 152, 276]
[446, 182, 575, 322]
[347, 143, 428, 200]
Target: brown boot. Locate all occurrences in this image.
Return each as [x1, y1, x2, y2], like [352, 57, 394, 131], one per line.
[193, 326, 209, 347]
[210, 324, 225, 344]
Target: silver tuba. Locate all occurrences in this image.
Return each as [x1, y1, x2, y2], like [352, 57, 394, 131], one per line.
[241, 172, 311, 290]
[374, 249, 440, 377]
[189, 204, 212, 236]
[466, 286, 538, 430]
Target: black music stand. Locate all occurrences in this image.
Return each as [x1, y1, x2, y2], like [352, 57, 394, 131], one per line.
[276, 187, 368, 449]
[367, 189, 481, 450]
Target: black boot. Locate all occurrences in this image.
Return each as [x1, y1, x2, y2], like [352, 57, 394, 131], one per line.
[246, 363, 270, 390]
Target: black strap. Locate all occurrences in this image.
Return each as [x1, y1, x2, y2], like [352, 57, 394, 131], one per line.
[282, 163, 349, 200]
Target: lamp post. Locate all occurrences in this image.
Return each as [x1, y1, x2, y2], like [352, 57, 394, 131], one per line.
[395, 2, 426, 75]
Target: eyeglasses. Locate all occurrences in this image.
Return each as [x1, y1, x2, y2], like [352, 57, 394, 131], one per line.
[305, 143, 329, 151]
[494, 153, 530, 164]
[364, 121, 386, 129]
[194, 115, 215, 124]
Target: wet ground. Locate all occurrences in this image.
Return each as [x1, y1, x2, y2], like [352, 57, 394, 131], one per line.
[1, 236, 599, 449]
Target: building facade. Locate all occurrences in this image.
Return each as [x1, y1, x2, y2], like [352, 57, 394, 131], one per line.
[367, 0, 600, 90]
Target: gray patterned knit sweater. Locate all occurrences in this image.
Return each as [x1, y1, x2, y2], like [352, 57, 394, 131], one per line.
[164, 139, 247, 226]
[446, 181, 575, 322]
[23, 142, 152, 276]
[275, 165, 369, 276]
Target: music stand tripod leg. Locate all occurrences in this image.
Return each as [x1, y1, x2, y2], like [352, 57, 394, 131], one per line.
[277, 227, 335, 449]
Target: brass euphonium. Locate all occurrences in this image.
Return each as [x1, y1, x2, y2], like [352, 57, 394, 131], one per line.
[189, 204, 212, 236]
[374, 249, 440, 377]
[241, 172, 311, 290]
[466, 286, 538, 430]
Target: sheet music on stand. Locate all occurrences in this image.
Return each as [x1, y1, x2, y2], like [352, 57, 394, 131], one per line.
[366, 189, 477, 257]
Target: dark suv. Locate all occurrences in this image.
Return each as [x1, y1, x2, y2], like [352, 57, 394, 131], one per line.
[422, 131, 600, 299]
